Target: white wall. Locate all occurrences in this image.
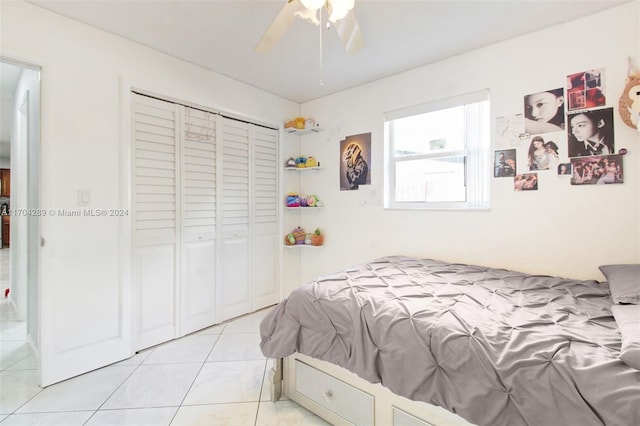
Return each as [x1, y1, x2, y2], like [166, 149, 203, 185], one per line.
[298, 2, 640, 283]
[1, 0, 299, 384]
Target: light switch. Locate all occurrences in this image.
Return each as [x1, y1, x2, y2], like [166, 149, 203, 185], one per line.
[78, 189, 90, 206]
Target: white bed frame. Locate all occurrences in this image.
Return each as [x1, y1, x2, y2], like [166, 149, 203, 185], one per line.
[268, 353, 475, 426]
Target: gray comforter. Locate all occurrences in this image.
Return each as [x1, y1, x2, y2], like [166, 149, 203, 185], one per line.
[260, 256, 640, 426]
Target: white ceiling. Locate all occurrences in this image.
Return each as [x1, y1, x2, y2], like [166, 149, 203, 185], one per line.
[23, 0, 632, 103]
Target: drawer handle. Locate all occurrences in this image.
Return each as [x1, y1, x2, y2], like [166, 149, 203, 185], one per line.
[323, 390, 333, 401]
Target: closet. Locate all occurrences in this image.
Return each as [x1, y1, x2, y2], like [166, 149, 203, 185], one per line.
[132, 93, 279, 351]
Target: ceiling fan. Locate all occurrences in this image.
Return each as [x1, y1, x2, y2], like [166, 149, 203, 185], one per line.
[255, 0, 364, 54]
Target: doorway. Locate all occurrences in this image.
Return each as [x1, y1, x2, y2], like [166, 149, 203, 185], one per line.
[0, 58, 41, 381]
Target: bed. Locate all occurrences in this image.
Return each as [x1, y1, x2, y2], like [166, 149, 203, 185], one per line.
[259, 256, 640, 426]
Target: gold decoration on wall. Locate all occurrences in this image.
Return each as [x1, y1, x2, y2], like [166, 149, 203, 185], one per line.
[618, 58, 640, 130]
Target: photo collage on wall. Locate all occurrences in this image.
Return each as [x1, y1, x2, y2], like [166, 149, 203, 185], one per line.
[494, 68, 624, 190]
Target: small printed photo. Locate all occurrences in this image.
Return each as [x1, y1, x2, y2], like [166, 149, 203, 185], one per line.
[557, 163, 572, 176]
[567, 107, 615, 157]
[514, 173, 538, 191]
[524, 88, 565, 134]
[566, 68, 606, 111]
[494, 149, 516, 177]
[526, 133, 562, 171]
[570, 154, 623, 185]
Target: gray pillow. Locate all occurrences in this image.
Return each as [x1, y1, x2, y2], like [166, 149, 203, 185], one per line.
[599, 264, 640, 304]
[611, 304, 640, 370]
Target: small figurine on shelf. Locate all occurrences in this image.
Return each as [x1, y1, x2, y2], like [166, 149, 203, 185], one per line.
[286, 193, 301, 207]
[300, 196, 308, 207]
[295, 157, 307, 168]
[306, 156, 318, 168]
[306, 194, 319, 207]
[285, 157, 296, 168]
[311, 228, 324, 246]
[292, 226, 306, 244]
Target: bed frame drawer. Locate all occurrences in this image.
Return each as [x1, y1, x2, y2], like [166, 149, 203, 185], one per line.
[393, 407, 435, 426]
[295, 360, 374, 425]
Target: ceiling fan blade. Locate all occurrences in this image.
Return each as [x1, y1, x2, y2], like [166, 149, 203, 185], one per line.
[255, 0, 305, 53]
[333, 9, 364, 53]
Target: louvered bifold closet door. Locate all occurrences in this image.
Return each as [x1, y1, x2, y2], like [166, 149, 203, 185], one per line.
[132, 93, 178, 350]
[180, 108, 217, 335]
[217, 118, 252, 321]
[252, 126, 279, 309]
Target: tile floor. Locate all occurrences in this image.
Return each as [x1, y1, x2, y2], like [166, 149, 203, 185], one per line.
[0, 249, 329, 425]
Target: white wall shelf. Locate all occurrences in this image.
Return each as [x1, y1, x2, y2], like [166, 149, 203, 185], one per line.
[285, 166, 322, 171]
[284, 245, 324, 249]
[284, 127, 324, 135]
[285, 207, 324, 211]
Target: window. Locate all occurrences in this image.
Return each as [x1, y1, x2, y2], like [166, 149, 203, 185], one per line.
[384, 90, 490, 210]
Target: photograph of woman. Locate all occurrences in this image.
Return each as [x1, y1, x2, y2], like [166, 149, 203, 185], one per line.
[557, 163, 572, 176]
[524, 88, 565, 134]
[527, 135, 559, 171]
[570, 154, 622, 185]
[567, 107, 615, 157]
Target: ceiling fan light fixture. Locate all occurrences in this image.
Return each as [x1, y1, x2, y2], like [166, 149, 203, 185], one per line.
[328, 0, 354, 23]
[300, 0, 325, 11]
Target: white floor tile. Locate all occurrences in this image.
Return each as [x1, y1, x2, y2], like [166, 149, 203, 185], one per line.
[102, 363, 201, 409]
[207, 333, 264, 362]
[222, 309, 273, 334]
[16, 366, 135, 414]
[85, 407, 178, 426]
[182, 360, 266, 405]
[0, 370, 41, 414]
[170, 402, 258, 426]
[6, 354, 37, 371]
[256, 400, 330, 425]
[0, 411, 94, 425]
[144, 334, 219, 365]
[0, 341, 31, 370]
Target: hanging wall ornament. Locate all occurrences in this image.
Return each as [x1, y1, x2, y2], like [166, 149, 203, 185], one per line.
[618, 65, 640, 131]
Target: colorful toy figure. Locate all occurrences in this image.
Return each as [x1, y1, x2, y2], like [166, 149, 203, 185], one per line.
[306, 156, 318, 168]
[286, 193, 301, 207]
[285, 157, 296, 168]
[306, 194, 319, 207]
[295, 157, 307, 168]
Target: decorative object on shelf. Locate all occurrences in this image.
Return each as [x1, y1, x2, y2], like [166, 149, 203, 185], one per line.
[292, 226, 306, 244]
[305, 118, 316, 129]
[287, 193, 301, 207]
[295, 156, 307, 168]
[285, 157, 297, 168]
[305, 233, 313, 245]
[295, 117, 306, 129]
[306, 194, 319, 207]
[311, 228, 324, 246]
[300, 196, 308, 207]
[306, 156, 318, 168]
[285, 233, 296, 245]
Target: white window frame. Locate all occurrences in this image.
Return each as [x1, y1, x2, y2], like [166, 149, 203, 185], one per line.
[384, 90, 491, 210]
